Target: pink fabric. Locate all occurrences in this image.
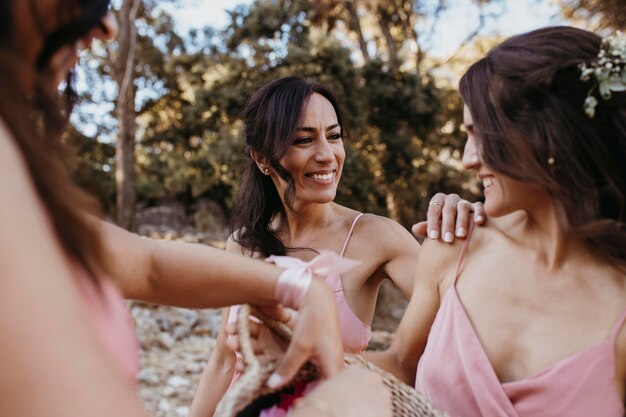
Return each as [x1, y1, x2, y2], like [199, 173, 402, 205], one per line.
[414, 224, 626, 417]
[268, 250, 361, 309]
[73, 263, 139, 382]
[258, 213, 372, 417]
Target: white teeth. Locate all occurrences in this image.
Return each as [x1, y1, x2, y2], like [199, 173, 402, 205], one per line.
[311, 173, 333, 181]
[483, 177, 494, 188]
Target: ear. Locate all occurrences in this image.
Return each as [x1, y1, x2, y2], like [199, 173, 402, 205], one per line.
[251, 151, 271, 175]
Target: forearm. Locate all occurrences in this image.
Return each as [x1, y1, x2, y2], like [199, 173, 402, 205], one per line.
[98, 220, 279, 307]
[189, 350, 236, 417]
[133, 239, 278, 307]
[189, 309, 236, 417]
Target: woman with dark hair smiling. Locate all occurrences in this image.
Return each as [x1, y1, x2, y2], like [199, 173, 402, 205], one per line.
[190, 76, 423, 417]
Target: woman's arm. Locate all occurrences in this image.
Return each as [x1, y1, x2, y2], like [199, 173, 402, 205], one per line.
[189, 308, 236, 417]
[98, 223, 344, 385]
[189, 238, 244, 417]
[375, 217, 421, 298]
[365, 239, 451, 385]
[97, 220, 280, 308]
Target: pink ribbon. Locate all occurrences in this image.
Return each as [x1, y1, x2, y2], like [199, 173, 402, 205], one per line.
[267, 250, 361, 309]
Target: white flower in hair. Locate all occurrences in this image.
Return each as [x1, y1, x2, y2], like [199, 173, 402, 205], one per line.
[579, 31, 626, 118]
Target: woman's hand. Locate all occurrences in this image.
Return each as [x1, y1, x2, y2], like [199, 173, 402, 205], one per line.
[412, 193, 485, 243]
[227, 279, 343, 389]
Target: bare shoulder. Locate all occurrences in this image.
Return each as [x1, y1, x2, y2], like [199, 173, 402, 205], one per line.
[414, 218, 504, 291]
[352, 213, 420, 252]
[225, 231, 262, 259]
[225, 233, 245, 255]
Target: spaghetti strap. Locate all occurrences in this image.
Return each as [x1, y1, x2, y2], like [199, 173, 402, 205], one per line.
[609, 306, 626, 340]
[453, 220, 475, 285]
[339, 213, 365, 257]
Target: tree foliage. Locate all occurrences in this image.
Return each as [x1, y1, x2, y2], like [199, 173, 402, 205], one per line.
[70, 0, 504, 228]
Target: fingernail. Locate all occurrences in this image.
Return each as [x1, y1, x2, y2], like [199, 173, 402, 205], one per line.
[444, 232, 453, 243]
[429, 230, 439, 239]
[267, 373, 282, 388]
[456, 227, 466, 237]
[475, 215, 484, 223]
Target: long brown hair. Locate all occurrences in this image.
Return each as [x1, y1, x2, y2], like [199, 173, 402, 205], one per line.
[0, 0, 112, 280]
[460, 26, 626, 267]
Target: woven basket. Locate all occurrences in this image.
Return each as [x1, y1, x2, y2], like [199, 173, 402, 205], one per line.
[214, 304, 449, 417]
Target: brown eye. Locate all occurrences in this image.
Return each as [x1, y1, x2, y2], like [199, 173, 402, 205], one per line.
[293, 137, 312, 145]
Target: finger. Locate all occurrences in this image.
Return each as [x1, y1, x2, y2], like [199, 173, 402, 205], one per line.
[267, 339, 310, 389]
[258, 304, 291, 322]
[226, 322, 236, 336]
[426, 193, 446, 239]
[441, 194, 461, 243]
[472, 202, 486, 224]
[455, 200, 472, 238]
[225, 337, 239, 353]
[226, 319, 262, 339]
[411, 221, 428, 237]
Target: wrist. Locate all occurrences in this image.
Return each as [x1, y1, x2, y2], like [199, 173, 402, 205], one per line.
[273, 264, 312, 309]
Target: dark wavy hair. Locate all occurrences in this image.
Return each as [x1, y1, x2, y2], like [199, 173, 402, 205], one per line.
[459, 26, 626, 267]
[0, 0, 112, 280]
[230, 77, 345, 257]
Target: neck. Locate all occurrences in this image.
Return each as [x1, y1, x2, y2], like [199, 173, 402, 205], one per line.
[516, 200, 584, 271]
[278, 202, 336, 243]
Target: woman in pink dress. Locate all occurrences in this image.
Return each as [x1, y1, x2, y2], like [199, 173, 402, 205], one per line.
[188, 76, 422, 417]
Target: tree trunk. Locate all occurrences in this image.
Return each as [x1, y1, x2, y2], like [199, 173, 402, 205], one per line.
[376, 5, 398, 69]
[345, 0, 371, 64]
[114, 0, 140, 231]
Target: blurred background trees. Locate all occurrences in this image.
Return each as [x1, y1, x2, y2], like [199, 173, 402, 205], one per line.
[66, 0, 602, 232]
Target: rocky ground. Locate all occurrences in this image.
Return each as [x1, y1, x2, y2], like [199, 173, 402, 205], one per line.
[132, 211, 405, 417]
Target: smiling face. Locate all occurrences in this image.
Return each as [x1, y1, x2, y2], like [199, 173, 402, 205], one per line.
[462, 105, 549, 217]
[268, 93, 345, 209]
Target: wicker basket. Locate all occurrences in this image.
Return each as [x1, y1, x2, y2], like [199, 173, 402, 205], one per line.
[214, 304, 449, 417]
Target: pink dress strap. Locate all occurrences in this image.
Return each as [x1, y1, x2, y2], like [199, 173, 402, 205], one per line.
[339, 213, 365, 256]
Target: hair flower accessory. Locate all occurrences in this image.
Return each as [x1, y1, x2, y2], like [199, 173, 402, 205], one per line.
[579, 31, 626, 118]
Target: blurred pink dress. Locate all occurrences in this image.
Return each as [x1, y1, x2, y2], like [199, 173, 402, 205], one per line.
[228, 213, 372, 416]
[74, 263, 139, 381]
[415, 224, 626, 417]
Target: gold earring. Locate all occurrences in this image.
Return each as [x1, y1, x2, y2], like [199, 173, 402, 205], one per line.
[264, 168, 270, 174]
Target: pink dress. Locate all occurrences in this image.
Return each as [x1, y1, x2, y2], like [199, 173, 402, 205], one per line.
[228, 213, 372, 416]
[415, 224, 626, 417]
[73, 263, 139, 381]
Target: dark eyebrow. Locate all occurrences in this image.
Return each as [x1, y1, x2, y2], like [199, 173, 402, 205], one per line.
[296, 123, 340, 132]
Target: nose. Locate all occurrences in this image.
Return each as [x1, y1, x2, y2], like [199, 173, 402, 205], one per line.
[92, 11, 118, 41]
[461, 135, 480, 170]
[314, 136, 334, 163]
